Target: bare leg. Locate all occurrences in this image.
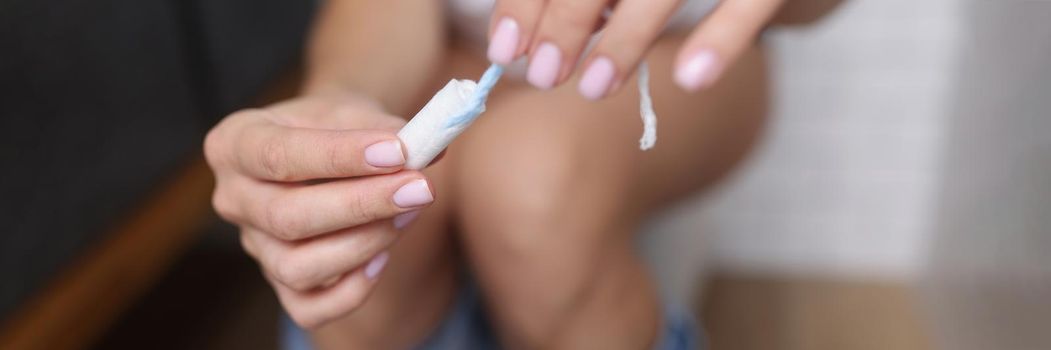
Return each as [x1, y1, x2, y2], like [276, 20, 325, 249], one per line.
[451, 34, 768, 348]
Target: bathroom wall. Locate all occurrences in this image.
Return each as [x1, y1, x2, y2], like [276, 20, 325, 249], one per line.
[641, 0, 962, 302]
[920, 2, 1051, 349]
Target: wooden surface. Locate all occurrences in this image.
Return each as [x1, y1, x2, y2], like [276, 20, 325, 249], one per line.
[0, 158, 215, 350]
[701, 275, 933, 350]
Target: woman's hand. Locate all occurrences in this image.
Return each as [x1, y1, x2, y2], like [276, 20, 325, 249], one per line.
[487, 0, 784, 99]
[204, 94, 434, 328]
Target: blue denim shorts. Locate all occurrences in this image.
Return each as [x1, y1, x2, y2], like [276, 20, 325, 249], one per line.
[281, 284, 703, 350]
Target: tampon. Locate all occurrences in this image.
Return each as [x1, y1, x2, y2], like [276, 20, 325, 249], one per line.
[398, 61, 658, 169]
[398, 64, 504, 170]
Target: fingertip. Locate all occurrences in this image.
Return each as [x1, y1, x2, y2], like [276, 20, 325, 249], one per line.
[364, 139, 406, 168]
[674, 49, 722, 91]
[488, 17, 520, 65]
[393, 210, 422, 230]
[578, 56, 616, 100]
[527, 42, 562, 90]
[392, 177, 434, 208]
[364, 251, 390, 280]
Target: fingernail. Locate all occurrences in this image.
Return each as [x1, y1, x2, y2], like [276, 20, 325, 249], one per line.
[392, 179, 433, 208]
[675, 50, 720, 91]
[393, 210, 421, 230]
[578, 56, 616, 100]
[527, 42, 562, 90]
[364, 252, 389, 280]
[487, 17, 519, 65]
[365, 140, 405, 167]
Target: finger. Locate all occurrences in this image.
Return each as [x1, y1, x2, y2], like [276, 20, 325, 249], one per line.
[675, 0, 783, 91]
[245, 221, 400, 291]
[239, 229, 261, 259]
[525, 0, 608, 89]
[488, 0, 548, 65]
[577, 0, 683, 100]
[233, 171, 434, 240]
[211, 174, 243, 224]
[228, 110, 407, 181]
[268, 252, 390, 329]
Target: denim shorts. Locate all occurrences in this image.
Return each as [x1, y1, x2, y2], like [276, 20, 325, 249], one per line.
[281, 284, 703, 350]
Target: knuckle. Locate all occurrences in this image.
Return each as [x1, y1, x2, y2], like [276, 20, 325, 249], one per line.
[326, 134, 352, 176]
[205, 109, 258, 168]
[272, 252, 316, 291]
[211, 190, 238, 223]
[347, 190, 383, 223]
[263, 198, 302, 240]
[260, 135, 291, 181]
[239, 233, 258, 258]
[203, 127, 225, 168]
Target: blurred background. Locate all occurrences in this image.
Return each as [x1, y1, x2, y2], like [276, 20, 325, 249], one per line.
[2, 0, 1049, 349]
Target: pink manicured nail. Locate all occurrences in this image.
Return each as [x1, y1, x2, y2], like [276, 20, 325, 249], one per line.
[578, 57, 616, 100]
[364, 140, 404, 167]
[488, 17, 519, 65]
[364, 252, 389, 280]
[393, 210, 421, 230]
[675, 50, 720, 91]
[527, 42, 562, 90]
[392, 179, 433, 208]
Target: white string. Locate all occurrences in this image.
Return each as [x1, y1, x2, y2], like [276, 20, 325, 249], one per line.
[637, 62, 658, 151]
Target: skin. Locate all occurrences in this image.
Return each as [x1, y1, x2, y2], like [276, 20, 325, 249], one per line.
[450, 35, 768, 348]
[204, 0, 842, 348]
[489, 0, 786, 95]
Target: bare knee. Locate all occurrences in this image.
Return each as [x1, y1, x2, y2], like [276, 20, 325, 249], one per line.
[452, 104, 638, 344]
[455, 107, 632, 262]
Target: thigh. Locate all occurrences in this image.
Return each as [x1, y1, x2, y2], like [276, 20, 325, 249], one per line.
[452, 34, 768, 226]
[447, 34, 768, 345]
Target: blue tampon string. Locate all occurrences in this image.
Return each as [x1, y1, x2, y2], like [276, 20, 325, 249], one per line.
[445, 64, 505, 128]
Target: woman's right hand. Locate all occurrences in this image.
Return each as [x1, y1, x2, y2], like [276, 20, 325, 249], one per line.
[203, 94, 435, 328]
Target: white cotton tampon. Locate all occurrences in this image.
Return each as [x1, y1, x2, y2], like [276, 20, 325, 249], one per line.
[398, 61, 658, 168]
[398, 64, 504, 170]
[397, 79, 477, 170]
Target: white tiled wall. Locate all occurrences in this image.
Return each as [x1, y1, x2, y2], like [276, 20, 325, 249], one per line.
[704, 0, 962, 279]
[641, 0, 963, 300]
[920, 2, 1051, 349]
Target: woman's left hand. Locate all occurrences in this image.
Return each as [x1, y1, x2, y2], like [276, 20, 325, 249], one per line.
[486, 0, 784, 99]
